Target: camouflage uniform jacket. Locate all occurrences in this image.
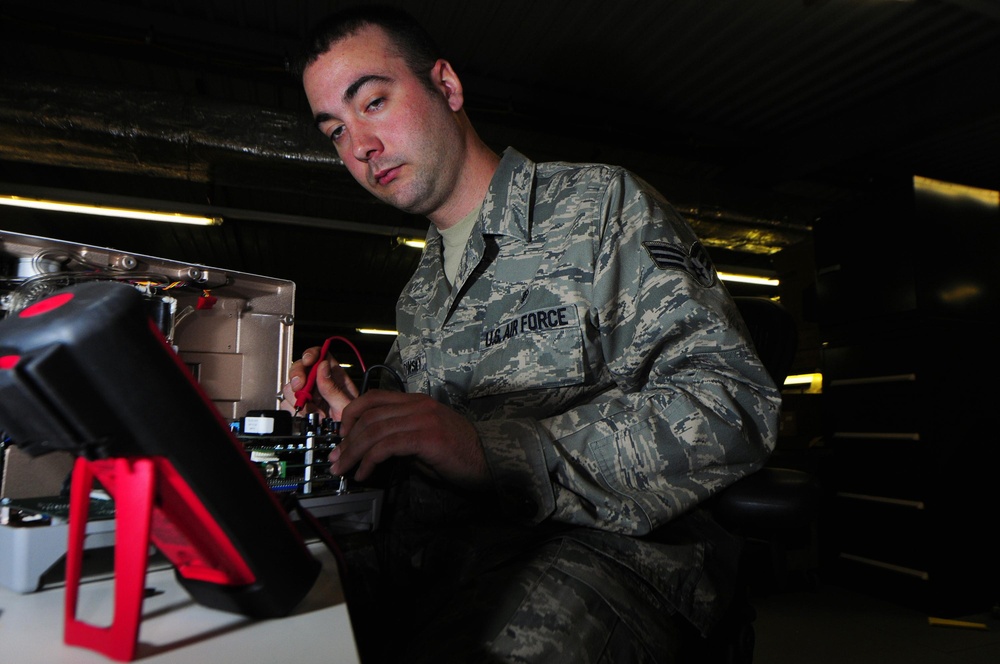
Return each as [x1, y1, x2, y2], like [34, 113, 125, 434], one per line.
[385, 147, 781, 635]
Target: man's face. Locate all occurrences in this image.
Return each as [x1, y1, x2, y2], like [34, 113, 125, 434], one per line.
[302, 25, 463, 218]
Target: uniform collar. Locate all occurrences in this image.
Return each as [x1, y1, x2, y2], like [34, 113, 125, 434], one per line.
[481, 147, 535, 242]
[423, 146, 534, 247]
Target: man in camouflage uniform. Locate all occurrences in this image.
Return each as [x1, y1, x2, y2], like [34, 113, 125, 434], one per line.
[285, 6, 780, 663]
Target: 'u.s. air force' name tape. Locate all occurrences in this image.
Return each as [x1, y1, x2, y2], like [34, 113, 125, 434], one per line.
[482, 305, 578, 348]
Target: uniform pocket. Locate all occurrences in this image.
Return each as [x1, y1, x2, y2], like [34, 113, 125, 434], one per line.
[469, 304, 586, 398]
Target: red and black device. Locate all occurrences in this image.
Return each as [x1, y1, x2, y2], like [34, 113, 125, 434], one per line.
[0, 281, 321, 661]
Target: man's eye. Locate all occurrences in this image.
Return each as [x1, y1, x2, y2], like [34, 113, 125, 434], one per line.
[366, 97, 385, 112]
[329, 125, 345, 142]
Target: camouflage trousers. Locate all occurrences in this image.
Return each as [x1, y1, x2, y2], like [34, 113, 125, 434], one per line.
[341, 532, 685, 664]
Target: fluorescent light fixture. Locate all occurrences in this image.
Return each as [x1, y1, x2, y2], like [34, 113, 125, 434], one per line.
[913, 176, 998, 207]
[784, 372, 822, 393]
[357, 327, 399, 336]
[718, 271, 780, 286]
[0, 195, 223, 226]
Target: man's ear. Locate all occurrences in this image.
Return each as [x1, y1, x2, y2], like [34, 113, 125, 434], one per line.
[431, 59, 464, 112]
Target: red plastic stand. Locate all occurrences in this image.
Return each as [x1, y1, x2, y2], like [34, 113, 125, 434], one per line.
[64, 456, 155, 662]
[0, 282, 321, 660]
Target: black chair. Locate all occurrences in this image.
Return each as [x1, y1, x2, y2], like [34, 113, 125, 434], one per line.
[693, 297, 823, 664]
[731, 296, 798, 386]
[728, 297, 823, 589]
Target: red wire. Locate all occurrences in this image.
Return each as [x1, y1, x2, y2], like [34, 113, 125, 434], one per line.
[292, 336, 366, 411]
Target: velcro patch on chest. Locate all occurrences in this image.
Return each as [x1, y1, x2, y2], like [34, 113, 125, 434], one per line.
[642, 240, 716, 287]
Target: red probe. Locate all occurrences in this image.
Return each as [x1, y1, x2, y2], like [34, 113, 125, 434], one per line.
[292, 336, 366, 413]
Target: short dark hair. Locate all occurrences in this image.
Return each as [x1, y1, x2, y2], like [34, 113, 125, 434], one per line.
[294, 5, 441, 92]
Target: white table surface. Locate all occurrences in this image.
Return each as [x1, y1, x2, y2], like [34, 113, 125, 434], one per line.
[0, 540, 360, 664]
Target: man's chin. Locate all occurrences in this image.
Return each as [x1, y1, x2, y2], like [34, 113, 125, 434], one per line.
[380, 194, 430, 216]
[363, 181, 433, 216]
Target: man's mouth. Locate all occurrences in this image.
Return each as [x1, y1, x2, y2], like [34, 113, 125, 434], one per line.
[373, 166, 400, 186]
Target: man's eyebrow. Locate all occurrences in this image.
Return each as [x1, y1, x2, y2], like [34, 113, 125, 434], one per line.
[312, 74, 392, 128]
[344, 74, 391, 102]
[313, 111, 336, 128]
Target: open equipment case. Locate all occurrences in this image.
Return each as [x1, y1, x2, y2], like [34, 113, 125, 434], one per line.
[0, 229, 381, 660]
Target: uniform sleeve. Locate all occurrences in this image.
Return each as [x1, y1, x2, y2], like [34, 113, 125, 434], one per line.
[478, 171, 782, 535]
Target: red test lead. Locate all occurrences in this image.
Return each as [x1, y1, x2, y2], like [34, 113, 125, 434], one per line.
[292, 336, 366, 414]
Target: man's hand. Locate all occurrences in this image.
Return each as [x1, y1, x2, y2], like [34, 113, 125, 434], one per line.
[330, 390, 490, 491]
[280, 346, 359, 420]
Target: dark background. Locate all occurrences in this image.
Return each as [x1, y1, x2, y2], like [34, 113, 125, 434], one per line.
[2, 0, 998, 368]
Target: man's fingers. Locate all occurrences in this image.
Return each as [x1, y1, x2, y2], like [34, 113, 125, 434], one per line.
[313, 359, 359, 420]
[339, 389, 414, 436]
[330, 423, 416, 479]
[332, 392, 432, 476]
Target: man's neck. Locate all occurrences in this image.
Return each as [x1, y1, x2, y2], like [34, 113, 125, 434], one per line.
[429, 138, 500, 231]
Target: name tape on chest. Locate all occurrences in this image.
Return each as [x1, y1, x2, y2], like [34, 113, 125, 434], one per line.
[482, 305, 578, 348]
[401, 354, 426, 377]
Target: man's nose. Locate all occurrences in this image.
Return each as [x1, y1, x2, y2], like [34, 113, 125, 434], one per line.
[352, 128, 382, 161]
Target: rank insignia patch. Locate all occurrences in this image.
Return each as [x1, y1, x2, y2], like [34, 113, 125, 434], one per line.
[642, 240, 716, 287]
